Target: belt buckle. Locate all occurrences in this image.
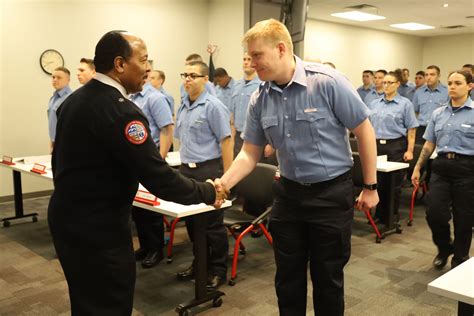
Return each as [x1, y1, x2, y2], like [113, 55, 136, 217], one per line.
[446, 153, 456, 159]
[188, 162, 197, 168]
[379, 139, 387, 145]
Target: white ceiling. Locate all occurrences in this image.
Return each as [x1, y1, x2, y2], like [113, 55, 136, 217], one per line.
[307, 0, 474, 37]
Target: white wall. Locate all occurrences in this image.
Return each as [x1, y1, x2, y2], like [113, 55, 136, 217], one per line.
[0, 0, 213, 197]
[304, 19, 424, 87]
[422, 33, 474, 83]
[208, 0, 245, 80]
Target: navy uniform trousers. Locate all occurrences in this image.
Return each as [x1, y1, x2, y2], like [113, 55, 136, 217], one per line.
[426, 155, 474, 316]
[270, 171, 354, 316]
[375, 137, 407, 223]
[179, 158, 228, 278]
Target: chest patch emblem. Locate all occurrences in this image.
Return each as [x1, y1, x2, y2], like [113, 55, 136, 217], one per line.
[125, 120, 148, 144]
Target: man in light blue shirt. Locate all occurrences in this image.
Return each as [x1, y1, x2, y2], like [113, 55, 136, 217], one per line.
[175, 61, 232, 291]
[412, 65, 449, 144]
[398, 68, 416, 101]
[364, 69, 386, 106]
[149, 69, 175, 118]
[130, 77, 174, 269]
[214, 67, 236, 109]
[356, 70, 374, 100]
[216, 19, 379, 315]
[229, 53, 261, 158]
[48, 67, 72, 152]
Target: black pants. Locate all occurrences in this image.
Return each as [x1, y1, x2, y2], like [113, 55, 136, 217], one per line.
[415, 125, 426, 145]
[132, 207, 164, 252]
[179, 159, 228, 277]
[270, 174, 354, 315]
[426, 156, 474, 267]
[375, 138, 407, 223]
[51, 237, 135, 316]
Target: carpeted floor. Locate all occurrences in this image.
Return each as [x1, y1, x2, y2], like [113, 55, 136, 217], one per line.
[0, 188, 472, 315]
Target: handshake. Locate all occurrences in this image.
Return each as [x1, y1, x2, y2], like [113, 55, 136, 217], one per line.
[206, 178, 230, 209]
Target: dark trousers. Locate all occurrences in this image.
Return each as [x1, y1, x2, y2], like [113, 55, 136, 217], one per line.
[375, 138, 407, 223]
[270, 175, 354, 315]
[51, 236, 135, 316]
[426, 157, 474, 267]
[132, 207, 164, 252]
[415, 125, 426, 145]
[179, 159, 228, 277]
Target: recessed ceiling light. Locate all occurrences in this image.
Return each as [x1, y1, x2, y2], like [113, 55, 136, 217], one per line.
[443, 3, 449, 8]
[390, 23, 435, 31]
[331, 11, 386, 22]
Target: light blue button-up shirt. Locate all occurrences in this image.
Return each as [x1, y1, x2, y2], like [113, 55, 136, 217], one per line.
[180, 81, 216, 99]
[175, 91, 231, 163]
[368, 95, 419, 139]
[398, 82, 416, 101]
[357, 84, 373, 101]
[242, 56, 370, 183]
[229, 77, 261, 132]
[158, 87, 175, 116]
[131, 83, 173, 148]
[216, 78, 236, 109]
[48, 86, 72, 141]
[364, 89, 384, 106]
[424, 98, 474, 155]
[413, 83, 449, 126]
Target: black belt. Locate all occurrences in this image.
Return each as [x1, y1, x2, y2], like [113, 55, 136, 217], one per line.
[280, 170, 352, 190]
[181, 158, 221, 169]
[438, 152, 474, 160]
[376, 137, 405, 145]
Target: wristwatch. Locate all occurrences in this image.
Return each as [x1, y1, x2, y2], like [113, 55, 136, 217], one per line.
[363, 183, 378, 190]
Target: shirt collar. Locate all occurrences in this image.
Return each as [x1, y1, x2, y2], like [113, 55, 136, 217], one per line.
[382, 94, 402, 104]
[451, 97, 474, 110]
[424, 82, 443, 92]
[94, 72, 129, 98]
[183, 90, 208, 109]
[269, 55, 306, 91]
[56, 86, 71, 97]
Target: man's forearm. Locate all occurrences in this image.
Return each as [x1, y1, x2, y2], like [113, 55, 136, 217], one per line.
[352, 119, 377, 184]
[407, 128, 416, 153]
[159, 125, 174, 159]
[221, 136, 234, 173]
[415, 141, 435, 170]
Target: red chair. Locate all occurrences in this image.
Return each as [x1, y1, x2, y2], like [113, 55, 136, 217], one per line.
[224, 163, 276, 285]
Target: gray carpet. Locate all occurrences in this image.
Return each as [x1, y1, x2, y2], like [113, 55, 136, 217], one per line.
[0, 187, 472, 315]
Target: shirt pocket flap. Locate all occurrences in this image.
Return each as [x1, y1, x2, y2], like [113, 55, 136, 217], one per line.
[261, 116, 278, 129]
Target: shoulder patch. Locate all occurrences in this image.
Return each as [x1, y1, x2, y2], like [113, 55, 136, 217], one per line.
[125, 120, 148, 144]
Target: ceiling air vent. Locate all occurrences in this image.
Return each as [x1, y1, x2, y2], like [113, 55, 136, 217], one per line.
[345, 4, 378, 11]
[441, 25, 466, 29]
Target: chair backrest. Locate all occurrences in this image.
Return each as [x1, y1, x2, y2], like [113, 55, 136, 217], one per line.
[234, 163, 277, 215]
[351, 152, 364, 188]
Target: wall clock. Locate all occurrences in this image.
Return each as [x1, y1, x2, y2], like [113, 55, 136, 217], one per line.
[40, 49, 64, 75]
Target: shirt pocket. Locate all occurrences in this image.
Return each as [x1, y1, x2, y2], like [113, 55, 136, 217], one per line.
[261, 115, 282, 148]
[190, 118, 209, 144]
[295, 111, 324, 142]
[458, 123, 474, 149]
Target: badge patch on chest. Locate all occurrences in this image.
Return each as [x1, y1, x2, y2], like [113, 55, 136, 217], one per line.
[125, 120, 148, 144]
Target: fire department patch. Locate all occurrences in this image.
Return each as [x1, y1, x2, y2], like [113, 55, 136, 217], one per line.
[125, 120, 147, 144]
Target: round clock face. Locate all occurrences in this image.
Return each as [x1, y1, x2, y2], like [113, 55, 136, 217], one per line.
[40, 49, 64, 75]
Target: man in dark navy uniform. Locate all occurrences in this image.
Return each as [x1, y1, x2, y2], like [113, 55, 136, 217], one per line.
[48, 30, 223, 315]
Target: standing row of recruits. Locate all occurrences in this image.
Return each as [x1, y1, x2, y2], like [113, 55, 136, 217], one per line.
[46, 20, 472, 316]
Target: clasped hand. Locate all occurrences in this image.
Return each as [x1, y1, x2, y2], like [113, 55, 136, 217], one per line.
[206, 178, 230, 208]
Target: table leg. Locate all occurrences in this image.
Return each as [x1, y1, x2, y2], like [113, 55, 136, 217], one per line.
[458, 301, 474, 316]
[1, 171, 39, 227]
[175, 213, 224, 315]
[377, 171, 402, 241]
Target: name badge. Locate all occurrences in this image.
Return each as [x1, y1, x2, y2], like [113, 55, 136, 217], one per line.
[461, 124, 471, 128]
[31, 163, 47, 174]
[304, 108, 317, 113]
[188, 162, 197, 168]
[1, 155, 15, 165]
[134, 190, 160, 206]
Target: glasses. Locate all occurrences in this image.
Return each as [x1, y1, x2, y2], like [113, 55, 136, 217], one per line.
[382, 81, 397, 86]
[180, 73, 205, 80]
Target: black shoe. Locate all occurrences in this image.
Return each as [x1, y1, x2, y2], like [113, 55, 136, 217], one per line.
[135, 248, 147, 261]
[141, 251, 163, 268]
[433, 251, 453, 270]
[177, 266, 195, 281]
[206, 275, 226, 291]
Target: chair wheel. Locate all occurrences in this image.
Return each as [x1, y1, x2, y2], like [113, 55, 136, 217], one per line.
[228, 278, 236, 286]
[32, 216, 38, 223]
[212, 297, 223, 307]
[239, 249, 246, 255]
[167, 257, 173, 264]
[3, 220, 10, 227]
[376, 236, 382, 243]
[180, 309, 190, 316]
[407, 220, 412, 227]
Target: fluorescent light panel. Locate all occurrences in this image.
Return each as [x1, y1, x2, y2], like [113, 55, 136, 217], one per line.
[390, 23, 435, 30]
[331, 11, 386, 22]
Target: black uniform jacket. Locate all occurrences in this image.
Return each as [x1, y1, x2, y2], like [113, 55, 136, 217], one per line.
[48, 79, 215, 249]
